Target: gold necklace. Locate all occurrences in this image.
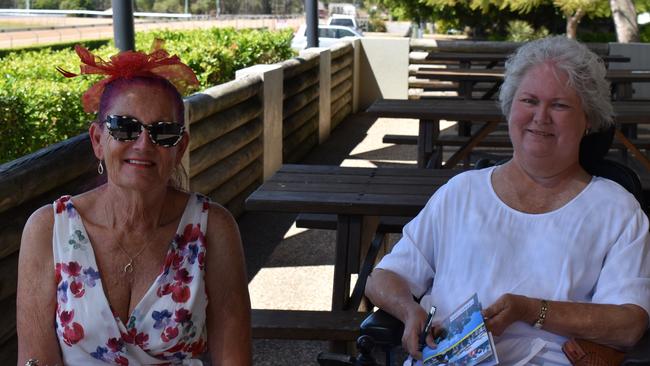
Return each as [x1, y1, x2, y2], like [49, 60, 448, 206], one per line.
[115, 241, 152, 273]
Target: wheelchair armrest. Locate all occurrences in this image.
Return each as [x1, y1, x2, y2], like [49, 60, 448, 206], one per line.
[359, 309, 404, 348]
[623, 329, 650, 365]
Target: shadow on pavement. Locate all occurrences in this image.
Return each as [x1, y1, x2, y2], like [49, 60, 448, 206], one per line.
[238, 112, 377, 281]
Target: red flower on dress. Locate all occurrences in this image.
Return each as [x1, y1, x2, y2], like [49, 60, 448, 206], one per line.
[122, 327, 149, 348]
[115, 356, 129, 366]
[121, 328, 136, 344]
[59, 310, 74, 327]
[156, 283, 172, 298]
[55, 196, 71, 214]
[163, 250, 184, 271]
[134, 331, 150, 348]
[178, 224, 201, 249]
[171, 251, 184, 269]
[171, 285, 191, 303]
[197, 252, 205, 268]
[161, 326, 179, 342]
[107, 337, 123, 352]
[187, 338, 207, 356]
[63, 322, 85, 346]
[174, 268, 193, 284]
[62, 261, 82, 276]
[55, 263, 63, 285]
[165, 341, 186, 353]
[69, 280, 85, 298]
[174, 308, 191, 323]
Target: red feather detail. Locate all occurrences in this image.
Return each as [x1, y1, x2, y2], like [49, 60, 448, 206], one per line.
[56, 39, 199, 113]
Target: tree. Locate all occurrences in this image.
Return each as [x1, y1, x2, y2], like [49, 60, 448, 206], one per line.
[610, 0, 639, 41]
[423, 0, 647, 41]
[549, 0, 609, 39]
[426, 0, 610, 38]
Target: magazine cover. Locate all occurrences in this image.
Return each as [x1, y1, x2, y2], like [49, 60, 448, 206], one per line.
[423, 293, 498, 366]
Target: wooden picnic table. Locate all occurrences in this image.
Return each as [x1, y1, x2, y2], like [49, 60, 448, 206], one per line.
[409, 67, 647, 136]
[413, 52, 630, 69]
[411, 68, 650, 96]
[366, 98, 650, 171]
[245, 164, 462, 312]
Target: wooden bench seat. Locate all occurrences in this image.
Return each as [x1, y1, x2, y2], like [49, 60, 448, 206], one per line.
[252, 309, 368, 341]
[296, 213, 408, 233]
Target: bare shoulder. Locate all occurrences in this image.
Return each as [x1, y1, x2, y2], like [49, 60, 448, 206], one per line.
[203, 201, 244, 265]
[21, 204, 55, 251]
[205, 201, 240, 237]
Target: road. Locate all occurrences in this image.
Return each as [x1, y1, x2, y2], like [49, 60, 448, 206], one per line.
[0, 16, 304, 49]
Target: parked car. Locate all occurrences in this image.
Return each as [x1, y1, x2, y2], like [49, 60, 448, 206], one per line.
[291, 24, 363, 51]
[327, 14, 362, 33]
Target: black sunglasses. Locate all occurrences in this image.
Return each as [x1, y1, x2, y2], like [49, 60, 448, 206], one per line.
[105, 115, 185, 147]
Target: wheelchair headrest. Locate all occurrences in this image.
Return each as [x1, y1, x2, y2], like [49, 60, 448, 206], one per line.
[579, 125, 615, 170]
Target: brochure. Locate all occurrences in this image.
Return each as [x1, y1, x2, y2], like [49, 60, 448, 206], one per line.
[422, 293, 499, 366]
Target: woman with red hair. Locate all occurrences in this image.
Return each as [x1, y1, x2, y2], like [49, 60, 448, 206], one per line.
[16, 42, 252, 366]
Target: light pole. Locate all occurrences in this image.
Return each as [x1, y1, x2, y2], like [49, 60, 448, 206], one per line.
[184, 0, 188, 14]
[112, 0, 135, 51]
[306, 0, 318, 48]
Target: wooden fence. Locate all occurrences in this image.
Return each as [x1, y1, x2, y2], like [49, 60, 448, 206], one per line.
[187, 75, 264, 217]
[281, 51, 321, 163]
[0, 133, 97, 359]
[330, 43, 354, 130]
[0, 39, 357, 362]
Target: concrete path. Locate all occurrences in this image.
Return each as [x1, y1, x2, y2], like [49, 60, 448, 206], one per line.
[239, 113, 423, 365]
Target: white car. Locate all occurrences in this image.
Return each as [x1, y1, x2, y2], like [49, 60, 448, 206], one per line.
[291, 24, 363, 51]
[327, 14, 362, 33]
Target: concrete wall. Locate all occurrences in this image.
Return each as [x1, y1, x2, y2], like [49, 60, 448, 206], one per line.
[609, 42, 650, 99]
[357, 37, 409, 111]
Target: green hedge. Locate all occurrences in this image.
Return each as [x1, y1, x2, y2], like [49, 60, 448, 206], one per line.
[0, 27, 295, 164]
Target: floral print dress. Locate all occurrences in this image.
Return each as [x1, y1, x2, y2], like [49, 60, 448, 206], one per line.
[52, 193, 210, 365]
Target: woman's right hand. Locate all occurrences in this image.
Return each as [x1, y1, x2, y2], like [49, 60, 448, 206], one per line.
[401, 302, 435, 360]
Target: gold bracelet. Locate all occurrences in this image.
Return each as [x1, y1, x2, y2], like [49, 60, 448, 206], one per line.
[533, 299, 548, 329]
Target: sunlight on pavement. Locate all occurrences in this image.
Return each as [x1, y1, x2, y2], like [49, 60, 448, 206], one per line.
[249, 265, 334, 311]
[341, 159, 378, 168]
[282, 222, 310, 239]
[249, 266, 360, 311]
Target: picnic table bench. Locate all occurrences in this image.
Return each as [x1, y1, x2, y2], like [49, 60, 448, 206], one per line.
[411, 52, 630, 70]
[252, 309, 367, 341]
[366, 98, 650, 171]
[245, 164, 463, 314]
[410, 68, 650, 100]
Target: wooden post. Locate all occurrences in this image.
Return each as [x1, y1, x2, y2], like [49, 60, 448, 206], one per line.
[349, 38, 361, 113]
[236, 66, 284, 179]
[301, 48, 331, 143]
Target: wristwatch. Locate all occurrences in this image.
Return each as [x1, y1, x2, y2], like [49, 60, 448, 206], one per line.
[533, 299, 548, 329]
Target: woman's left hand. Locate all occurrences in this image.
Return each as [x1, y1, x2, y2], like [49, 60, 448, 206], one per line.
[482, 293, 536, 336]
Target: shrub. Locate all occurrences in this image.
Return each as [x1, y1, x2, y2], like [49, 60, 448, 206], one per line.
[506, 20, 549, 42]
[0, 27, 295, 163]
[368, 18, 387, 32]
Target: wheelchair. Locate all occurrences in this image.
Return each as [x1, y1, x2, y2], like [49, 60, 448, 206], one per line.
[318, 126, 650, 366]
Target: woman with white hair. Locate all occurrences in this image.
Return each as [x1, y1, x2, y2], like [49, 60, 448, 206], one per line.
[365, 36, 650, 365]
